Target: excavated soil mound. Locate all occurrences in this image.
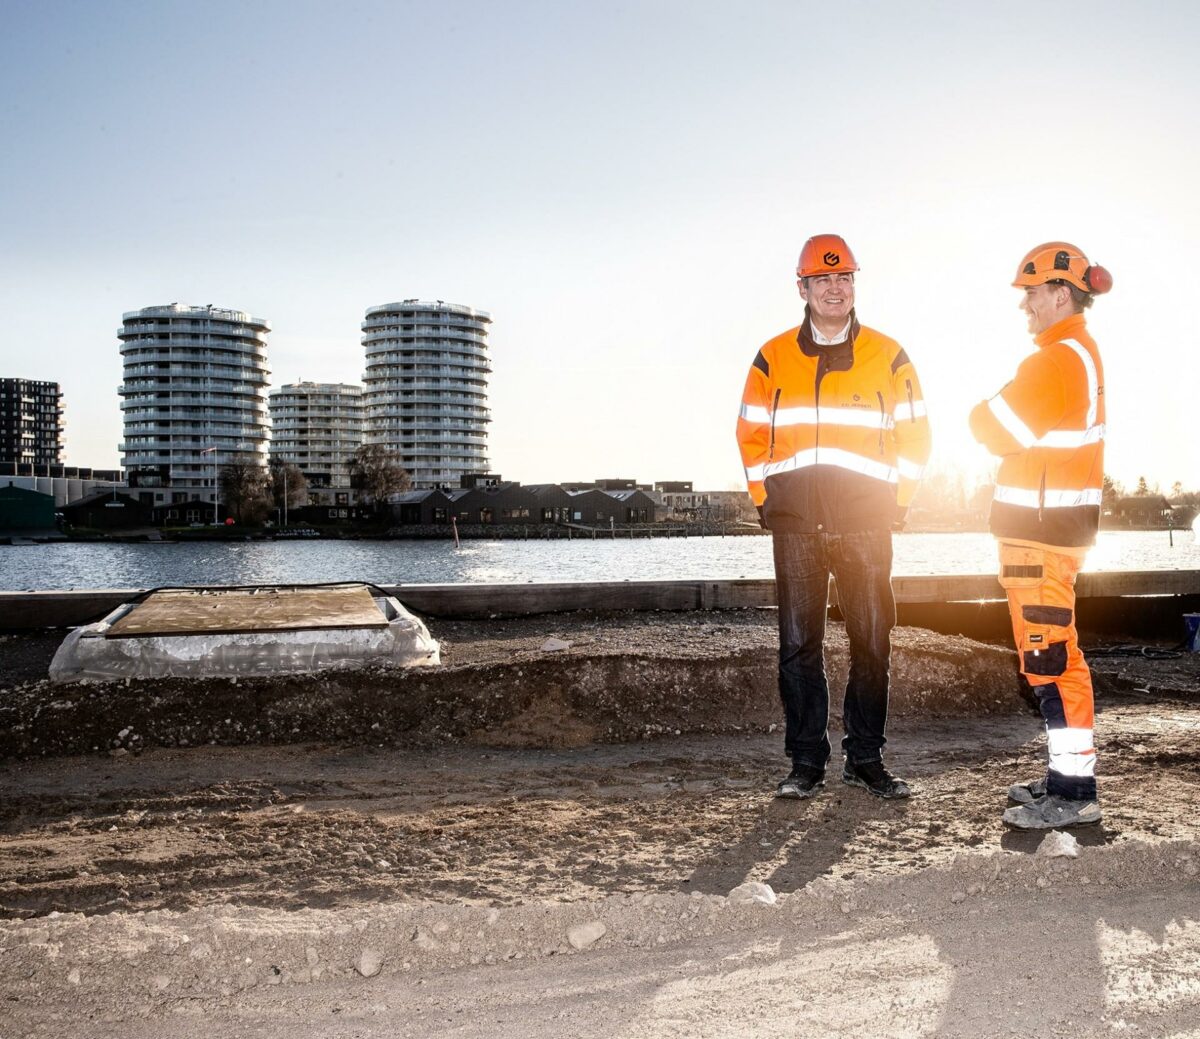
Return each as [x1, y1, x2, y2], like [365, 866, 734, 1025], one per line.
[2, 612, 1041, 760]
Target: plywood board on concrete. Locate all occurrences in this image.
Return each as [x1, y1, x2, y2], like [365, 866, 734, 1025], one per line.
[104, 585, 388, 638]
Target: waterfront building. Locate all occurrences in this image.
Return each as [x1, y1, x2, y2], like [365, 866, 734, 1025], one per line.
[361, 300, 491, 490]
[269, 382, 364, 504]
[0, 378, 63, 468]
[0, 463, 123, 508]
[118, 304, 271, 506]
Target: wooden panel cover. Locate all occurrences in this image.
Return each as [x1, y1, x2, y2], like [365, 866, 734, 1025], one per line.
[104, 585, 388, 638]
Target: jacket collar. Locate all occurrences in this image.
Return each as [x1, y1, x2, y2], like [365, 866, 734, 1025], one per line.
[1035, 312, 1087, 348]
[798, 307, 860, 359]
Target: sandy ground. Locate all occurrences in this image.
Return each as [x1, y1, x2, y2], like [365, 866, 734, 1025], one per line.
[2, 613, 1199, 1037]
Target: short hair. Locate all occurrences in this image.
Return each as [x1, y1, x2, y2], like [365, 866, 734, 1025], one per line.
[1049, 279, 1094, 312]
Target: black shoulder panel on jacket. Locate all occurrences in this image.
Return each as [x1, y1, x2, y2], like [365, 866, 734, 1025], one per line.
[890, 348, 911, 374]
[753, 350, 770, 376]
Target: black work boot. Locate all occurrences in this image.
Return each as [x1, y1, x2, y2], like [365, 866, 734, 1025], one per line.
[841, 760, 910, 799]
[775, 764, 825, 799]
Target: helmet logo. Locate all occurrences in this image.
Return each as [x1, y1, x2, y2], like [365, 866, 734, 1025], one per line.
[823, 251, 840, 267]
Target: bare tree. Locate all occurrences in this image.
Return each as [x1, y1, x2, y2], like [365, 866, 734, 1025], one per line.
[269, 461, 309, 519]
[219, 455, 271, 525]
[350, 444, 411, 508]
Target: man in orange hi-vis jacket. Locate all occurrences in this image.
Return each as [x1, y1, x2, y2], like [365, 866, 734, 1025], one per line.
[970, 242, 1114, 830]
[736, 235, 932, 801]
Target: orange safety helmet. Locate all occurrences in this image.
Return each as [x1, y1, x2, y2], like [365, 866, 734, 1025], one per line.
[797, 234, 859, 278]
[1012, 241, 1113, 295]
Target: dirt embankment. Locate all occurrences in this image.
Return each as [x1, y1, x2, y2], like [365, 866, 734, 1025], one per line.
[0, 612, 1033, 760]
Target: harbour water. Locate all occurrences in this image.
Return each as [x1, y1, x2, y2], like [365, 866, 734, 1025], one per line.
[1, 529, 1197, 590]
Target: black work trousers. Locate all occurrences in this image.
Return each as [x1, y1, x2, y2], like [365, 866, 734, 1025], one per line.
[771, 529, 896, 771]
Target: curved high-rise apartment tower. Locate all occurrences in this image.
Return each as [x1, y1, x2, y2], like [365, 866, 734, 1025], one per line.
[361, 300, 491, 489]
[269, 381, 364, 501]
[119, 304, 270, 504]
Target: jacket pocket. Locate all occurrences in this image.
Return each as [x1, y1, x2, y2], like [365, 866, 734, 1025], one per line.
[768, 388, 781, 460]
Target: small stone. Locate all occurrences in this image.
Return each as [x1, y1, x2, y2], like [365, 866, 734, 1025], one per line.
[567, 921, 607, 950]
[305, 947, 319, 966]
[411, 927, 439, 951]
[1036, 831, 1079, 859]
[950, 891, 967, 904]
[485, 908, 500, 926]
[152, 974, 170, 991]
[1036, 877, 1050, 889]
[67, 968, 81, 985]
[966, 882, 985, 896]
[109, 748, 129, 758]
[375, 859, 391, 871]
[355, 948, 383, 978]
[540, 637, 572, 652]
[728, 882, 777, 906]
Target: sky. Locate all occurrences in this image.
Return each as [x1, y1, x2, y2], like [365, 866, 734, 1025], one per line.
[1, 0, 1197, 494]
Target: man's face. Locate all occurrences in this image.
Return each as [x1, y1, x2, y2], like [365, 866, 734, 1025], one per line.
[799, 272, 855, 325]
[1019, 282, 1069, 335]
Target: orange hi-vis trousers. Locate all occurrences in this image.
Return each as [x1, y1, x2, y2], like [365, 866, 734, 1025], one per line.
[997, 541, 1097, 802]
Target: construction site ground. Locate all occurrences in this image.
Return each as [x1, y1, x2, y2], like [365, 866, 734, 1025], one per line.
[1, 610, 1199, 1038]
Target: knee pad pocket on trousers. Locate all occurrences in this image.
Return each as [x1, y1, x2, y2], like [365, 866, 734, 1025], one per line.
[1024, 641, 1068, 677]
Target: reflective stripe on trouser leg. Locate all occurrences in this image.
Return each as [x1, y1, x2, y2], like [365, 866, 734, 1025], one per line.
[998, 543, 1097, 801]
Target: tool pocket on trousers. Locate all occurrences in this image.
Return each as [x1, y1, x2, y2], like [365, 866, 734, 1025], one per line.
[1019, 604, 1073, 659]
[1023, 641, 1068, 677]
[998, 543, 1045, 590]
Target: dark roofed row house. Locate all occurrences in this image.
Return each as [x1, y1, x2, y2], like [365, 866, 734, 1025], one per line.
[391, 482, 657, 527]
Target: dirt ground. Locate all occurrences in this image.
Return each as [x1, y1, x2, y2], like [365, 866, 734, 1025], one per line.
[2, 612, 1199, 1037]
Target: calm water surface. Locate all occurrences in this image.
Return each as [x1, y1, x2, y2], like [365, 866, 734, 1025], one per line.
[2, 530, 1198, 590]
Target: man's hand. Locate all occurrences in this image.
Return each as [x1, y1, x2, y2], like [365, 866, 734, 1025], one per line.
[757, 505, 768, 530]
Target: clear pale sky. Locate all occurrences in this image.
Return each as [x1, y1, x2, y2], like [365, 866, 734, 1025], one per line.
[1, 0, 1196, 493]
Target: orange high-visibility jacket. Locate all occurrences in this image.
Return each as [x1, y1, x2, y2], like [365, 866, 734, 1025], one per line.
[736, 317, 931, 532]
[969, 313, 1105, 550]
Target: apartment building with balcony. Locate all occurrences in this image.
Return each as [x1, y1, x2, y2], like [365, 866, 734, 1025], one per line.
[118, 303, 271, 505]
[268, 381, 364, 504]
[361, 300, 491, 490]
[0, 378, 63, 468]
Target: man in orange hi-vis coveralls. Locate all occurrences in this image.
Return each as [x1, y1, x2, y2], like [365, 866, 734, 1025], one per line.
[970, 242, 1114, 829]
[737, 235, 931, 801]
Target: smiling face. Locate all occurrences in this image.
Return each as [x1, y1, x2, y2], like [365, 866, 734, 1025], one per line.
[798, 272, 855, 327]
[1019, 281, 1073, 335]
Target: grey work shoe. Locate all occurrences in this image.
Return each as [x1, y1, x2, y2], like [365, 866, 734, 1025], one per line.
[841, 760, 910, 799]
[775, 766, 825, 799]
[1007, 777, 1049, 805]
[1002, 793, 1101, 830]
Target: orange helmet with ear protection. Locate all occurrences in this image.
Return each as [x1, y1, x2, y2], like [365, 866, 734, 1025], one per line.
[797, 234, 859, 278]
[1012, 241, 1113, 295]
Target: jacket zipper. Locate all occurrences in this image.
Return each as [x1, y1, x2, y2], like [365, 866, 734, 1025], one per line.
[876, 391, 886, 454]
[768, 388, 782, 460]
[905, 379, 915, 423]
[814, 357, 828, 455]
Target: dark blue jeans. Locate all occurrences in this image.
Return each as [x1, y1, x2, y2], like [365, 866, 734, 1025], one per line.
[772, 530, 896, 771]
